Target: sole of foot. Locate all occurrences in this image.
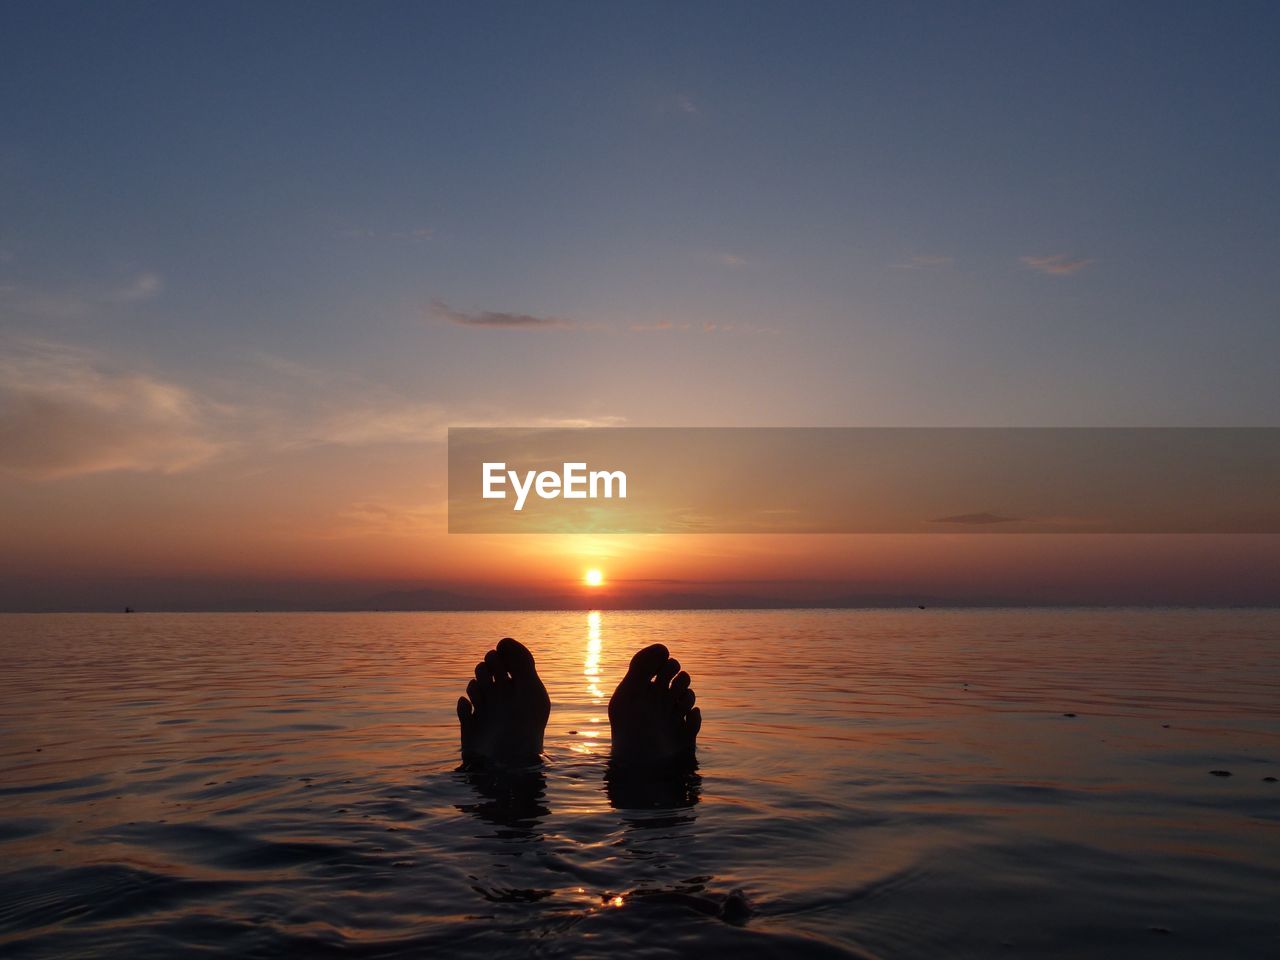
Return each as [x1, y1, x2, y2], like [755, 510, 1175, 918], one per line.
[457, 637, 550, 767]
[608, 642, 701, 768]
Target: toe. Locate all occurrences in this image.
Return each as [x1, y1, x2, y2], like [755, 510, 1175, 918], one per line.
[456, 696, 473, 726]
[657, 657, 680, 687]
[474, 661, 494, 690]
[675, 687, 696, 713]
[687, 706, 702, 739]
[466, 677, 485, 705]
[623, 643, 669, 685]
[484, 649, 508, 683]
[497, 637, 537, 678]
[671, 671, 691, 696]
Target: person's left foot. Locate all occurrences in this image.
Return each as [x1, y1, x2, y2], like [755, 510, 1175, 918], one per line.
[608, 643, 701, 768]
[456, 637, 550, 767]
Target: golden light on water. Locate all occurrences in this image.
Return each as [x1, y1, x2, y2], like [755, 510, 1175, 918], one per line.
[585, 610, 604, 702]
[572, 610, 606, 756]
[583, 568, 605, 587]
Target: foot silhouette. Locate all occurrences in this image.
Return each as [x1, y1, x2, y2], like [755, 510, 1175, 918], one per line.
[456, 637, 550, 767]
[608, 643, 701, 767]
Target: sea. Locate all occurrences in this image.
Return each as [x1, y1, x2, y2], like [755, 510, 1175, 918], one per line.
[1, 609, 1277, 958]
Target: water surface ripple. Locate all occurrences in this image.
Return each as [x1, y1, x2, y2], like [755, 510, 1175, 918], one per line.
[1, 610, 1278, 957]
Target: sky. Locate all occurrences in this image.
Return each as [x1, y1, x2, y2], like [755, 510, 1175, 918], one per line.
[2, 2, 1278, 609]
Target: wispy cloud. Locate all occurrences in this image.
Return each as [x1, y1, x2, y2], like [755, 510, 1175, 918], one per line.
[431, 299, 574, 330]
[106, 272, 163, 303]
[892, 255, 953, 270]
[306, 406, 623, 446]
[713, 252, 751, 269]
[0, 271, 163, 320]
[0, 336, 226, 479]
[0, 336, 627, 480]
[241, 353, 625, 447]
[629, 318, 775, 336]
[1020, 254, 1093, 276]
[330, 500, 445, 537]
[930, 512, 1024, 525]
[657, 93, 699, 119]
[231, 353, 626, 448]
[630, 320, 690, 333]
[305, 403, 453, 446]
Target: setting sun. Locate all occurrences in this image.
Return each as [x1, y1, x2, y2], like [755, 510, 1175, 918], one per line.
[583, 569, 605, 587]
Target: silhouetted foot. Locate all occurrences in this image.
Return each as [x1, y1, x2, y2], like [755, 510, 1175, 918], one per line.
[457, 637, 550, 767]
[608, 643, 701, 768]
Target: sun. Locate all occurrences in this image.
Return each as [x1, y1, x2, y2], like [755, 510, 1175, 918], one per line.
[583, 568, 605, 587]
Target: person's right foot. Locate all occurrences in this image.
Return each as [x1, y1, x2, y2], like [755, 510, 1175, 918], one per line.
[608, 643, 701, 767]
[456, 637, 550, 767]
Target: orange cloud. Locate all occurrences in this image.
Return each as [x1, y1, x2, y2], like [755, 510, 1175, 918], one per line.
[0, 337, 225, 478]
[1020, 254, 1094, 276]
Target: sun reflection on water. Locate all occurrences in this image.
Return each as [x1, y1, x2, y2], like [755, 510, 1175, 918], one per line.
[584, 610, 604, 702]
[573, 610, 607, 756]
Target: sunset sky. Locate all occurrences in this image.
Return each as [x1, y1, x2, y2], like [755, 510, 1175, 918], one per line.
[2, 3, 1278, 609]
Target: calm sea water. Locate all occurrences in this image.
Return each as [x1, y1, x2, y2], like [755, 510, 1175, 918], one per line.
[1, 609, 1278, 958]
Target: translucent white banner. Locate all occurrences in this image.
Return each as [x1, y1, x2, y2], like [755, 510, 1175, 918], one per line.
[448, 428, 1280, 534]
